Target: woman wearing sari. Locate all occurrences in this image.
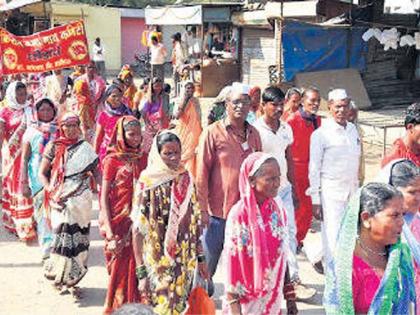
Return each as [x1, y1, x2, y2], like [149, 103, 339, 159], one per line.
[172, 81, 202, 178]
[131, 131, 208, 315]
[72, 61, 106, 142]
[324, 182, 416, 314]
[94, 84, 133, 166]
[224, 152, 297, 315]
[101, 116, 148, 314]
[376, 159, 420, 311]
[118, 65, 138, 112]
[140, 77, 170, 154]
[0, 81, 30, 237]
[39, 113, 99, 296]
[20, 98, 58, 256]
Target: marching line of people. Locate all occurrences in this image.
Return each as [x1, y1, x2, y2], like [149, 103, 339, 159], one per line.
[0, 60, 419, 315]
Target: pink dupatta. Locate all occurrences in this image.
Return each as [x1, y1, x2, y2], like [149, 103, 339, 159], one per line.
[225, 152, 287, 314]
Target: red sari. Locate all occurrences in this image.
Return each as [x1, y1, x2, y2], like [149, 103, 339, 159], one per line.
[0, 105, 29, 238]
[287, 110, 321, 244]
[381, 138, 420, 167]
[101, 116, 148, 315]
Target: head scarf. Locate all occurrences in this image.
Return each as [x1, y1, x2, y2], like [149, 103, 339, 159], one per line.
[32, 97, 59, 153]
[249, 86, 261, 112]
[138, 130, 185, 191]
[104, 84, 132, 116]
[237, 152, 286, 296]
[136, 130, 192, 259]
[324, 188, 416, 314]
[104, 116, 142, 162]
[5, 81, 29, 110]
[118, 64, 134, 81]
[43, 112, 82, 218]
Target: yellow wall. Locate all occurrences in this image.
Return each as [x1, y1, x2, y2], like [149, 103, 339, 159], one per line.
[51, 2, 121, 71]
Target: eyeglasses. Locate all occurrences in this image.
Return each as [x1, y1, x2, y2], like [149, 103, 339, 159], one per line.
[230, 99, 251, 107]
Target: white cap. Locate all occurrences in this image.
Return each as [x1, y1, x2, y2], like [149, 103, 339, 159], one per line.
[231, 82, 251, 96]
[328, 89, 348, 101]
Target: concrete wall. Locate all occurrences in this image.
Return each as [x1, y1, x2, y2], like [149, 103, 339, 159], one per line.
[121, 17, 146, 65]
[51, 2, 122, 71]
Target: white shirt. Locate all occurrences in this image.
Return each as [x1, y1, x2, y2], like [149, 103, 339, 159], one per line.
[253, 117, 294, 188]
[92, 43, 105, 62]
[150, 43, 167, 65]
[308, 118, 361, 204]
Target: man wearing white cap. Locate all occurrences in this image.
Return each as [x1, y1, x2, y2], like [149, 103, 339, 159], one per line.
[196, 82, 262, 295]
[307, 88, 361, 270]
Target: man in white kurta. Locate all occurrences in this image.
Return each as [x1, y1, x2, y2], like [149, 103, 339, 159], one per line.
[307, 89, 361, 269]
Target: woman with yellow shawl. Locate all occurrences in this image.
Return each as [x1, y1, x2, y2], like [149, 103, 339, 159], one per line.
[131, 131, 208, 315]
[118, 65, 138, 112]
[172, 81, 202, 178]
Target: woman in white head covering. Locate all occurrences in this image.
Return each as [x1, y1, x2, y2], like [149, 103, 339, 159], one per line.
[0, 81, 31, 238]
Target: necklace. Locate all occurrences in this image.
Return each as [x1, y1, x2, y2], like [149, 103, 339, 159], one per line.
[357, 236, 387, 257]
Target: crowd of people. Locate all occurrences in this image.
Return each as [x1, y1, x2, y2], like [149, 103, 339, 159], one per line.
[0, 58, 419, 315]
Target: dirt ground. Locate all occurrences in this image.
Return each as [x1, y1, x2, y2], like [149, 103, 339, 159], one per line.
[0, 100, 405, 315]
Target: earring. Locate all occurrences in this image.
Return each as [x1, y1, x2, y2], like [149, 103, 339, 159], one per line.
[363, 221, 370, 229]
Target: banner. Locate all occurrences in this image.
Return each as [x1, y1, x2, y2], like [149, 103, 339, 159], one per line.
[0, 20, 90, 75]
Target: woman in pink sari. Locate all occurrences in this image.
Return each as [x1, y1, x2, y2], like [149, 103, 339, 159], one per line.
[224, 152, 297, 315]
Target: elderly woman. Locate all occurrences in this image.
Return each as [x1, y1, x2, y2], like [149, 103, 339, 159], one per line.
[224, 152, 297, 315]
[20, 97, 58, 258]
[324, 182, 416, 314]
[172, 81, 202, 178]
[39, 113, 99, 296]
[131, 131, 207, 315]
[376, 159, 420, 310]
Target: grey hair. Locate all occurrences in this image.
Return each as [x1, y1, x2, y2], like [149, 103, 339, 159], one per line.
[111, 303, 155, 315]
[360, 183, 402, 217]
[285, 87, 302, 99]
[252, 157, 279, 178]
[389, 160, 420, 188]
[301, 86, 320, 99]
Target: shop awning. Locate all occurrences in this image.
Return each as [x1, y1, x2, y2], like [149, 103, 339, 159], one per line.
[145, 5, 202, 25]
[0, 0, 44, 11]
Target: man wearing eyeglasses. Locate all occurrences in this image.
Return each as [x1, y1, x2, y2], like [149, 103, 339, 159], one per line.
[196, 82, 262, 295]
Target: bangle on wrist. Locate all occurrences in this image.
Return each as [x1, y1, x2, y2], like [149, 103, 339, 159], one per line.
[136, 265, 147, 280]
[227, 298, 239, 306]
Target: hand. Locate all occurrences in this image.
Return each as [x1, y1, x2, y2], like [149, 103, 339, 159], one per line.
[292, 190, 300, 210]
[198, 261, 209, 280]
[138, 278, 151, 304]
[229, 302, 242, 315]
[22, 184, 32, 198]
[312, 205, 323, 221]
[287, 300, 298, 315]
[201, 211, 209, 228]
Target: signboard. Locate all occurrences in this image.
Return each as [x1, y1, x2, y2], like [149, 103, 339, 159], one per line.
[0, 20, 90, 75]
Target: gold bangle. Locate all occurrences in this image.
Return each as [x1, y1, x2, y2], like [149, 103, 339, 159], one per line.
[227, 298, 239, 305]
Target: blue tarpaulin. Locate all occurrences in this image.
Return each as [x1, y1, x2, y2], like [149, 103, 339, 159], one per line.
[282, 21, 368, 81]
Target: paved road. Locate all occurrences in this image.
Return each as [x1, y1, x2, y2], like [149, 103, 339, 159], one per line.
[0, 197, 325, 314]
